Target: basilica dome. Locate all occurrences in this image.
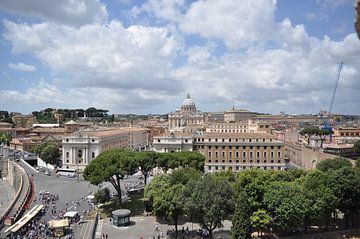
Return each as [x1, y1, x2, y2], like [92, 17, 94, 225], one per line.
[182, 93, 195, 106]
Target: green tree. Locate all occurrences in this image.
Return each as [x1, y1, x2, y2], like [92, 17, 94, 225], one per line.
[144, 168, 200, 237]
[231, 190, 252, 239]
[303, 170, 337, 229]
[153, 184, 185, 237]
[316, 157, 352, 172]
[184, 174, 234, 237]
[355, 158, 360, 168]
[157, 151, 205, 172]
[42, 143, 60, 165]
[316, 128, 331, 148]
[0, 133, 11, 146]
[84, 149, 137, 206]
[94, 187, 111, 203]
[33, 142, 60, 165]
[135, 151, 158, 185]
[300, 127, 318, 145]
[354, 140, 360, 157]
[263, 182, 309, 231]
[251, 209, 271, 237]
[236, 169, 274, 211]
[327, 167, 360, 228]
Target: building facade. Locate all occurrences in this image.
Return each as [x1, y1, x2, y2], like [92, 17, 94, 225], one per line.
[152, 131, 193, 153]
[12, 114, 37, 128]
[194, 132, 286, 172]
[224, 109, 251, 123]
[168, 93, 205, 130]
[62, 127, 149, 171]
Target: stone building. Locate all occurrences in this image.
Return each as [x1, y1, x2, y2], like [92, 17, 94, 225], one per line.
[224, 108, 251, 123]
[12, 114, 37, 128]
[168, 93, 205, 130]
[194, 132, 286, 172]
[152, 131, 193, 153]
[62, 127, 149, 171]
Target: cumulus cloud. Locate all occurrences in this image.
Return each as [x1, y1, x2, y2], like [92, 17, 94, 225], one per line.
[1, 0, 360, 114]
[3, 19, 183, 93]
[8, 62, 36, 72]
[139, 0, 186, 22]
[0, 0, 107, 26]
[0, 80, 178, 113]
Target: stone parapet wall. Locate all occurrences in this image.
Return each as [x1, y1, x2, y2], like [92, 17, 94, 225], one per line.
[285, 143, 337, 170]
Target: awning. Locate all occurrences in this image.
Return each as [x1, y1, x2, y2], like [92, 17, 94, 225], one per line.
[63, 211, 78, 218]
[48, 219, 69, 228]
[86, 195, 95, 200]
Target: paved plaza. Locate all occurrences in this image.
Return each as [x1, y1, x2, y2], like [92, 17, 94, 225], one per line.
[101, 215, 231, 239]
[0, 179, 15, 215]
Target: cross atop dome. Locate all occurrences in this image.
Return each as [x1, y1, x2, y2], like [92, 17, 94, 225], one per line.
[186, 92, 191, 99]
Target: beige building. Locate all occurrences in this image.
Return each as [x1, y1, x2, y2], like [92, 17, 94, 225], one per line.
[224, 108, 251, 123]
[332, 127, 360, 144]
[168, 93, 205, 130]
[206, 121, 271, 134]
[12, 114, 37, 128]
[194, 132, 286, 172]
[153, 131, 193, 153]
[62, 127, 149, 171]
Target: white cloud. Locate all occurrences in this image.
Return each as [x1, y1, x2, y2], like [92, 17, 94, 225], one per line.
[8, 62, 36, 72]
[140, 0, 186, 22]
[179, 0, 277, 49]
[4, 20, 183, 94]
[176, 30, 360, 114]
[1, 0, 360, 114]
[0, 0, 107, 27]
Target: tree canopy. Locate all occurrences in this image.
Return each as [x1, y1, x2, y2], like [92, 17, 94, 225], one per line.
[0, 133, 11, 146]
[144, 168, 200, 236]
[231, 190, 252, 239]
[32, 142, 60, 165]
[316, 157, 352, 172]
[84, 149, 138, 205]
[184, 174, 234, 236]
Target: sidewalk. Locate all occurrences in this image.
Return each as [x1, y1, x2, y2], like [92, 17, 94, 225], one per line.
[101, 216, 232, 239]
[0, 179, 15, 216]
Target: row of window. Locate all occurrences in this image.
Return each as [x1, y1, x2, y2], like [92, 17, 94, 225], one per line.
[208, 151, 281, 158]
[339, 133, 360, 136]
[65, 150, 96, 159]
[209, 125, 248, 128]
[209, 159, 282, 164]
[65, 138, 97, 143]
[156, 139, 190, 143]
[209, 129, 247, 133]
[208, 165, 282, 171]
[207, 145, 281, 150]
[195, 138, 273, 143]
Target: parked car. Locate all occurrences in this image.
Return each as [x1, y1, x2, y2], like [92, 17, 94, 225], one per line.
[44, 171, 51, 176]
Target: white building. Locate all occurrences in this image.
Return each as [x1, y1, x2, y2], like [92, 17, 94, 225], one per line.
[152, 131, 193, 153]
[62, 127, 149, 171]
[168, 93, 205, 130]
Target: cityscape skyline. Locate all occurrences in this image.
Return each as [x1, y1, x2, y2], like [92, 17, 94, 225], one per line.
[0, 0, 359, 115]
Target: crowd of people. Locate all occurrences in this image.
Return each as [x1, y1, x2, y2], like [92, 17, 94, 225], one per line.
[8, 190, 94, 239]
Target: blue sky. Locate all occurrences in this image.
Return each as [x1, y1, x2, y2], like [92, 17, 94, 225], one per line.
[0, 0, 359, 115]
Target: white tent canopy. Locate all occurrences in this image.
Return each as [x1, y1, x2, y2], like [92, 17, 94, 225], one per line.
[63, 211, 78, 218]
[86, 195, 95, 200]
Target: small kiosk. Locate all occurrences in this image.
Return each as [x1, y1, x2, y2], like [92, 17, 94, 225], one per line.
[48, 218, 69, 237]
[112, 209, 131, 227]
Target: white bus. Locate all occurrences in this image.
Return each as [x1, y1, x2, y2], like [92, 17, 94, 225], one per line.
[55, 168, 77, 178]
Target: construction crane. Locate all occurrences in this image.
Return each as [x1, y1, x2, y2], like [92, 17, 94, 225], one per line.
[323, 62, 343, 144]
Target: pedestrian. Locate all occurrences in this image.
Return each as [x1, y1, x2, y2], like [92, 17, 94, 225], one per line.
[155, 223, 159, 231]
[105, 234, 108, 239]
